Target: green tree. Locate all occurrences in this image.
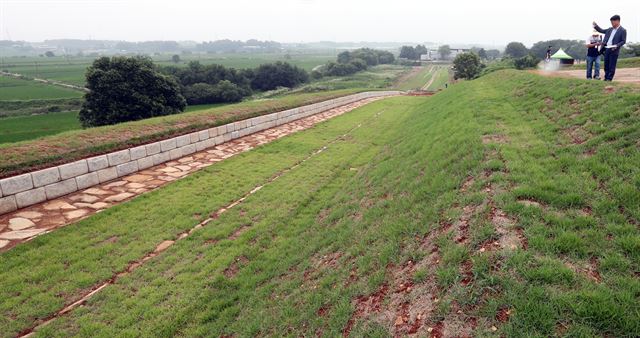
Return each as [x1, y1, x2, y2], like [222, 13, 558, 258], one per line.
[250, 62, 309, 91]
[477, 48, 488, 59]
[414, 45, 428, 58]
[452, 52, 482, 80]
[79, 56, 186, 127]
[504, 42, 529, 58]
[486, 49, 501, 60]
[171, 54, 181, 63]
[399, 46, 417, 60]
[45, 51, 55, 57]
[438, 45, 451, 60]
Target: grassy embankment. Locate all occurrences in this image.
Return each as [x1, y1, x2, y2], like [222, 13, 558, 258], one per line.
[1, 70, 638, 337]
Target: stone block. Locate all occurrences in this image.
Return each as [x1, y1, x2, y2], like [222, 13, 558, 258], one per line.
[130, 145, 147, 161]
[75, 172, 99, 190]
[216, 125, 227, 135]
[32, 167, 60, 188]
[58, 160, 88, 180]
[0, 174, 33, 196]
[152, 152, 171, 165]
[198, 129, 209, 140]
[160, 138, 177, 152]
[169, 148, 182, 160]
[45, 178, 78, 199]
[208, 127, 219, 138]
[137, 156, 154, 170]
[213, 135, 224, 145]
[176, 135, 190, 147]
[16, 188, 46, 208]
[116, 161, 139, 177]
[107, 150, 131, 166]
[179, 144, 196, 156]
[87, 155, 109, 172]
[97, 167, 118, 183]
[189, 132, 200, 143]
[0, 196, 17, 214]
[145, 142, 161, 155]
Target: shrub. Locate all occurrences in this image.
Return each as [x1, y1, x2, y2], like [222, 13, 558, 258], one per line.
[250, 61, 309, 91]
[79, 56, 186, 127]
[452, 52, 483, 80]
[183, 80, 245, 105]
[514, 54, 541, 70]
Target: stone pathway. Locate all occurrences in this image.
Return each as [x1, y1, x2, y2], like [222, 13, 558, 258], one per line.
[0, 97, 386, 252]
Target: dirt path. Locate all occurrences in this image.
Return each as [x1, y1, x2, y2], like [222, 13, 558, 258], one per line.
[0, 97, 390, 252]
[532, 67, 640, 84]
[421, 66, 437, 91]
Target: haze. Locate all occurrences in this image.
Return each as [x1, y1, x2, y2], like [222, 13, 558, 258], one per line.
[1, 0, 639, 46]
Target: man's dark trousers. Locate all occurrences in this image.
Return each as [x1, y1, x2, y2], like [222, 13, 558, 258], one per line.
[603, 49, 619, 81]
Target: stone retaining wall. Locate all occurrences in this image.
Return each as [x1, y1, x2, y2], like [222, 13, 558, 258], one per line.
[0, 91, 401, 215]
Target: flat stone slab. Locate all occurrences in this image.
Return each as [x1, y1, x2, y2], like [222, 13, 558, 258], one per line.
[0, 228, 46, 240]
[9, 217, 36, 230]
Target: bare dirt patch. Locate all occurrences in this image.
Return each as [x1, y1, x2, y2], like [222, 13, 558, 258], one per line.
[482, 134, 508, 144]
[223, 256, 249, 278]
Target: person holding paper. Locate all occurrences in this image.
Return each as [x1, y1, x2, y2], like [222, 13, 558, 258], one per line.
[593, 15, 627, 81]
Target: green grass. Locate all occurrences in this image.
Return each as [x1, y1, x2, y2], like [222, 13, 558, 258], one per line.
[0, 111, 81, 144]
[1, 53, 336, 86]
[0, 76, 83, 100]
[395, 66, 435, 91]
[424, 65, 450, 91]
[1, 69, 638, 337]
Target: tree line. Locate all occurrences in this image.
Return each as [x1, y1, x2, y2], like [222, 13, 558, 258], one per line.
[79, 56, 309, 127]
[312, 48, 395, 77]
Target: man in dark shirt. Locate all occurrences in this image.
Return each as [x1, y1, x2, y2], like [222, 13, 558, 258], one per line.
[593, 15, 627, 81]
[585, 31, 602, 79]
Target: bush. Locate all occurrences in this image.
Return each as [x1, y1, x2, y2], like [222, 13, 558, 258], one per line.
[183, 80, 245, 105]
[250, 61, 309, 91]
[514, 54, 540, 70]
[79, 56, 186, 127]
[452, 52, 483, 80]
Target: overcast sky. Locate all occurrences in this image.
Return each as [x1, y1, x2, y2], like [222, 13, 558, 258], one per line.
[1, 0, 638, 47]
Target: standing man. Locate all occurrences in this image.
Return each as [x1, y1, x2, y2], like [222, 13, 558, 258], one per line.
[585, 31, 602, 79]
[593, 15, 627, 81]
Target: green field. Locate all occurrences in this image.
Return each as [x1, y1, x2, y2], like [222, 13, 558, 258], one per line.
[1, 70, 639, 337]
[1, 53, 337, 87]
[0, 76, 83, 100]
[0, 111, 81, 144]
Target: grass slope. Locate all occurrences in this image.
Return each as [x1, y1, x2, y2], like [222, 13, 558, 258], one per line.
[571, 56, 640, 70]
[1, 70, 638, 337]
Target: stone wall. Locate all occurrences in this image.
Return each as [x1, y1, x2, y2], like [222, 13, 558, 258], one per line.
[0, 91, 401, 215]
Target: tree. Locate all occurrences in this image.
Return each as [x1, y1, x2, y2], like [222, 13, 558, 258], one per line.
[504, 42, 529, 58]
[513, 54, 540, 69]
[438, 45, 451, 60]
[45, 51, 55, 57]
[414, 45, 428, 58]
[399, 46, 417, 60]
[250, 62, 309, 91]
[79, 56, 186, 127]
[337, 51, 352, 64]
[486, 49, 501, 60]
[183, 81, 244, 105]
[171, 54, 181, 63]
[477, 48, 488, 59]
[452, 52, 482, 80]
